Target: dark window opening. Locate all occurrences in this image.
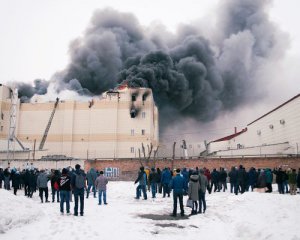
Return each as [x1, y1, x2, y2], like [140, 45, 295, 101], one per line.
[132, 95, 136, 101]
[130, 109, 136, 118]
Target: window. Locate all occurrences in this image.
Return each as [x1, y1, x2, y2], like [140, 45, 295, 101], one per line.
[130, 147, 134, 153]
[142, 112, 146, 118]
[131, 95, 136, 101]
[141, 129, 145, 135]
[131, 129, 134, 136]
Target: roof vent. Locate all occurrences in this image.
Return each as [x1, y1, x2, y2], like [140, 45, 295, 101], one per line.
[269, 124, 274, 129]
[280, 119, 285, 125]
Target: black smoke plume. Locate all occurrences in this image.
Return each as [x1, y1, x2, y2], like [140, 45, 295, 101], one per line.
[16, 0, 287, 132]
[17, 79, 49, 102]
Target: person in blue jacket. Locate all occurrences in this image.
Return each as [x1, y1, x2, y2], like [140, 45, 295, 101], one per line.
[169, 168, 186, 217]
[134, 166, 147, 200]
[161, 168, 172, 197]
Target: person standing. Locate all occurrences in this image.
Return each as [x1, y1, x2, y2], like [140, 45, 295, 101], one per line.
[149, 168, 158, 198]
[3, 168, 11, 190]
[11, 170, 21, 195]
[199, 169, 208, 213]
[59, 168, 71, 215]
[51, 170, 60, 202]
[37, 169, 50, 203]
[169, 168, 186, 217]
[188, 172, 200, 215]
[134, 166, 147, 200]
[161, 167, 172, 197]
[71, 164, 86, 216]
[95, 171, 108, 205]
[288, 169, 297, 195]
[0, 168, 4, 189]
[265, 168, 273, 193]
[86, 168, 97, 198]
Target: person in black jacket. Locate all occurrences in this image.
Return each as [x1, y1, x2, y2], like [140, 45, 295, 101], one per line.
[297, 168, 300, 193]
[11, 170, 21, 195]
[149, 168, 158, 198]
[219, 168, 227, 192]
[273, 168, 285, 194]
[59, 168, 71, 215]
[211, 169, 219, 192]
[237, 165, 247, 194]
[0, 168, 4, 188]
[51, 170, 60, 202]
[228, 167, 238, 194]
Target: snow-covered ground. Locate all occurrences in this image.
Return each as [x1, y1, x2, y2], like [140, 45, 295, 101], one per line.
[1, 182, 300, 240]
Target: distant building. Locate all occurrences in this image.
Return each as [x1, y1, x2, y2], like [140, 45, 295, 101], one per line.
[208, 94, 300, 157]
[0, 84, 159, 160]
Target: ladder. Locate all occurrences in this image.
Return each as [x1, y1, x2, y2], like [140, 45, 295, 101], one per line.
[39, 98, 59, 150]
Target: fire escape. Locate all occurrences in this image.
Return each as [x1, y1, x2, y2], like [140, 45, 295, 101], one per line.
[38, 98, 59, 150]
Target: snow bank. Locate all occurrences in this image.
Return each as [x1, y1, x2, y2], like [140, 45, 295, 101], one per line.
[0, 190, 44, 233]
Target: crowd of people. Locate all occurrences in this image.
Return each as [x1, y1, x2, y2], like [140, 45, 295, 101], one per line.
[0, 164, 108, 216]
[1, 164, 300, 218]
[134, 165, 300, 216]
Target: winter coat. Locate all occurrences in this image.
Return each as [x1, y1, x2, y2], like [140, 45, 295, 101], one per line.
[51, 171, 60, 188]
[199, 173, 208, 193]
[229, 169, 238, 183]
[238, 168, 247, 184]
[211, 170, 219, 183]
[264, 169, 273, 184]
[297, 172, 300, 188]
[248, 168, 257, 186]
[204, 169, 211, 182]
[22, 170, 30, 185]
[219, 170, 227, 182]
[95, 175, 108, 191]
[28, 171, 37, 188]
[59, 174, 71, 191]
[37, 172, 49, 188]
[86, 168, 97, 185]
[135, 170, 147, 186]
[169, 174, 186, 194]
[149, 172, 158, 184]
[181, 169, 189, 189]
[11, 172, 21, 188]
[274, 170, 284, 184]
[188, 175, 200, 201]
[256, 172, 266, 188]
[288, 172, 297, 184]
[161, 169, 172, 184]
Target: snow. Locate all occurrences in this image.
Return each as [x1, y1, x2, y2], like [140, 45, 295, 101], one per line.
[1, 182, 300, 240]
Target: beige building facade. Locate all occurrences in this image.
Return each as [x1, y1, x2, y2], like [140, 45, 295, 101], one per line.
[0, 84, 159, 160]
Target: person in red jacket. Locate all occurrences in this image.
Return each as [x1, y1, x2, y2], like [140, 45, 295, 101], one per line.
[204, 168, 212, 194]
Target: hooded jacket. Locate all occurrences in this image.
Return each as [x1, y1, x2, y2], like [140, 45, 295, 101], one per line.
[188, 174, 200, 201]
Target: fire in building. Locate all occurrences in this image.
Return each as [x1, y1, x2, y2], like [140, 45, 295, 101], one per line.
[0, 84, 159, 163]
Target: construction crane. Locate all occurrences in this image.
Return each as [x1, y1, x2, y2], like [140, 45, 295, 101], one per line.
[38, 98, 59, 150]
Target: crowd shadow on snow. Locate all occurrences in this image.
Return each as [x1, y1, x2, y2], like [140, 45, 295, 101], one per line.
[138, 213, 189, 221]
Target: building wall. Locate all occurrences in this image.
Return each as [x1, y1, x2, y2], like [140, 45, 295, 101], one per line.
[208, 95, 300, 156]
[85, 157, 300, 180]
[0, 85, 159, 159]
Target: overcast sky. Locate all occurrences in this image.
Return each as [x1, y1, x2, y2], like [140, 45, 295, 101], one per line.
[0, 0, 299, 139]
[0, 0, 299, 84]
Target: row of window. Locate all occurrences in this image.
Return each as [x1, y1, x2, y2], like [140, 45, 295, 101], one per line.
[131, 129, 146, 136]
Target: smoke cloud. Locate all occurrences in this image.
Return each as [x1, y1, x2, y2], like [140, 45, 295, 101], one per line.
[16, 0, 288, 132]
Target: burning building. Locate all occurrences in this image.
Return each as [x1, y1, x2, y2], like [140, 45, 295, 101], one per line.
[0, 84, 159, 161]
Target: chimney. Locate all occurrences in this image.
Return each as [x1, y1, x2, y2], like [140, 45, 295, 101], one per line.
[234, 127, 237, 134]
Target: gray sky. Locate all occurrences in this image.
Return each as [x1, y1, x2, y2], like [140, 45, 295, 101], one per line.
[0, 0, 299, 84]
[0, 0, 299, 140]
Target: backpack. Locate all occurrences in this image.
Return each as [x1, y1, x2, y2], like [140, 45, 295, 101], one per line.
[75, 173, 85, 189]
